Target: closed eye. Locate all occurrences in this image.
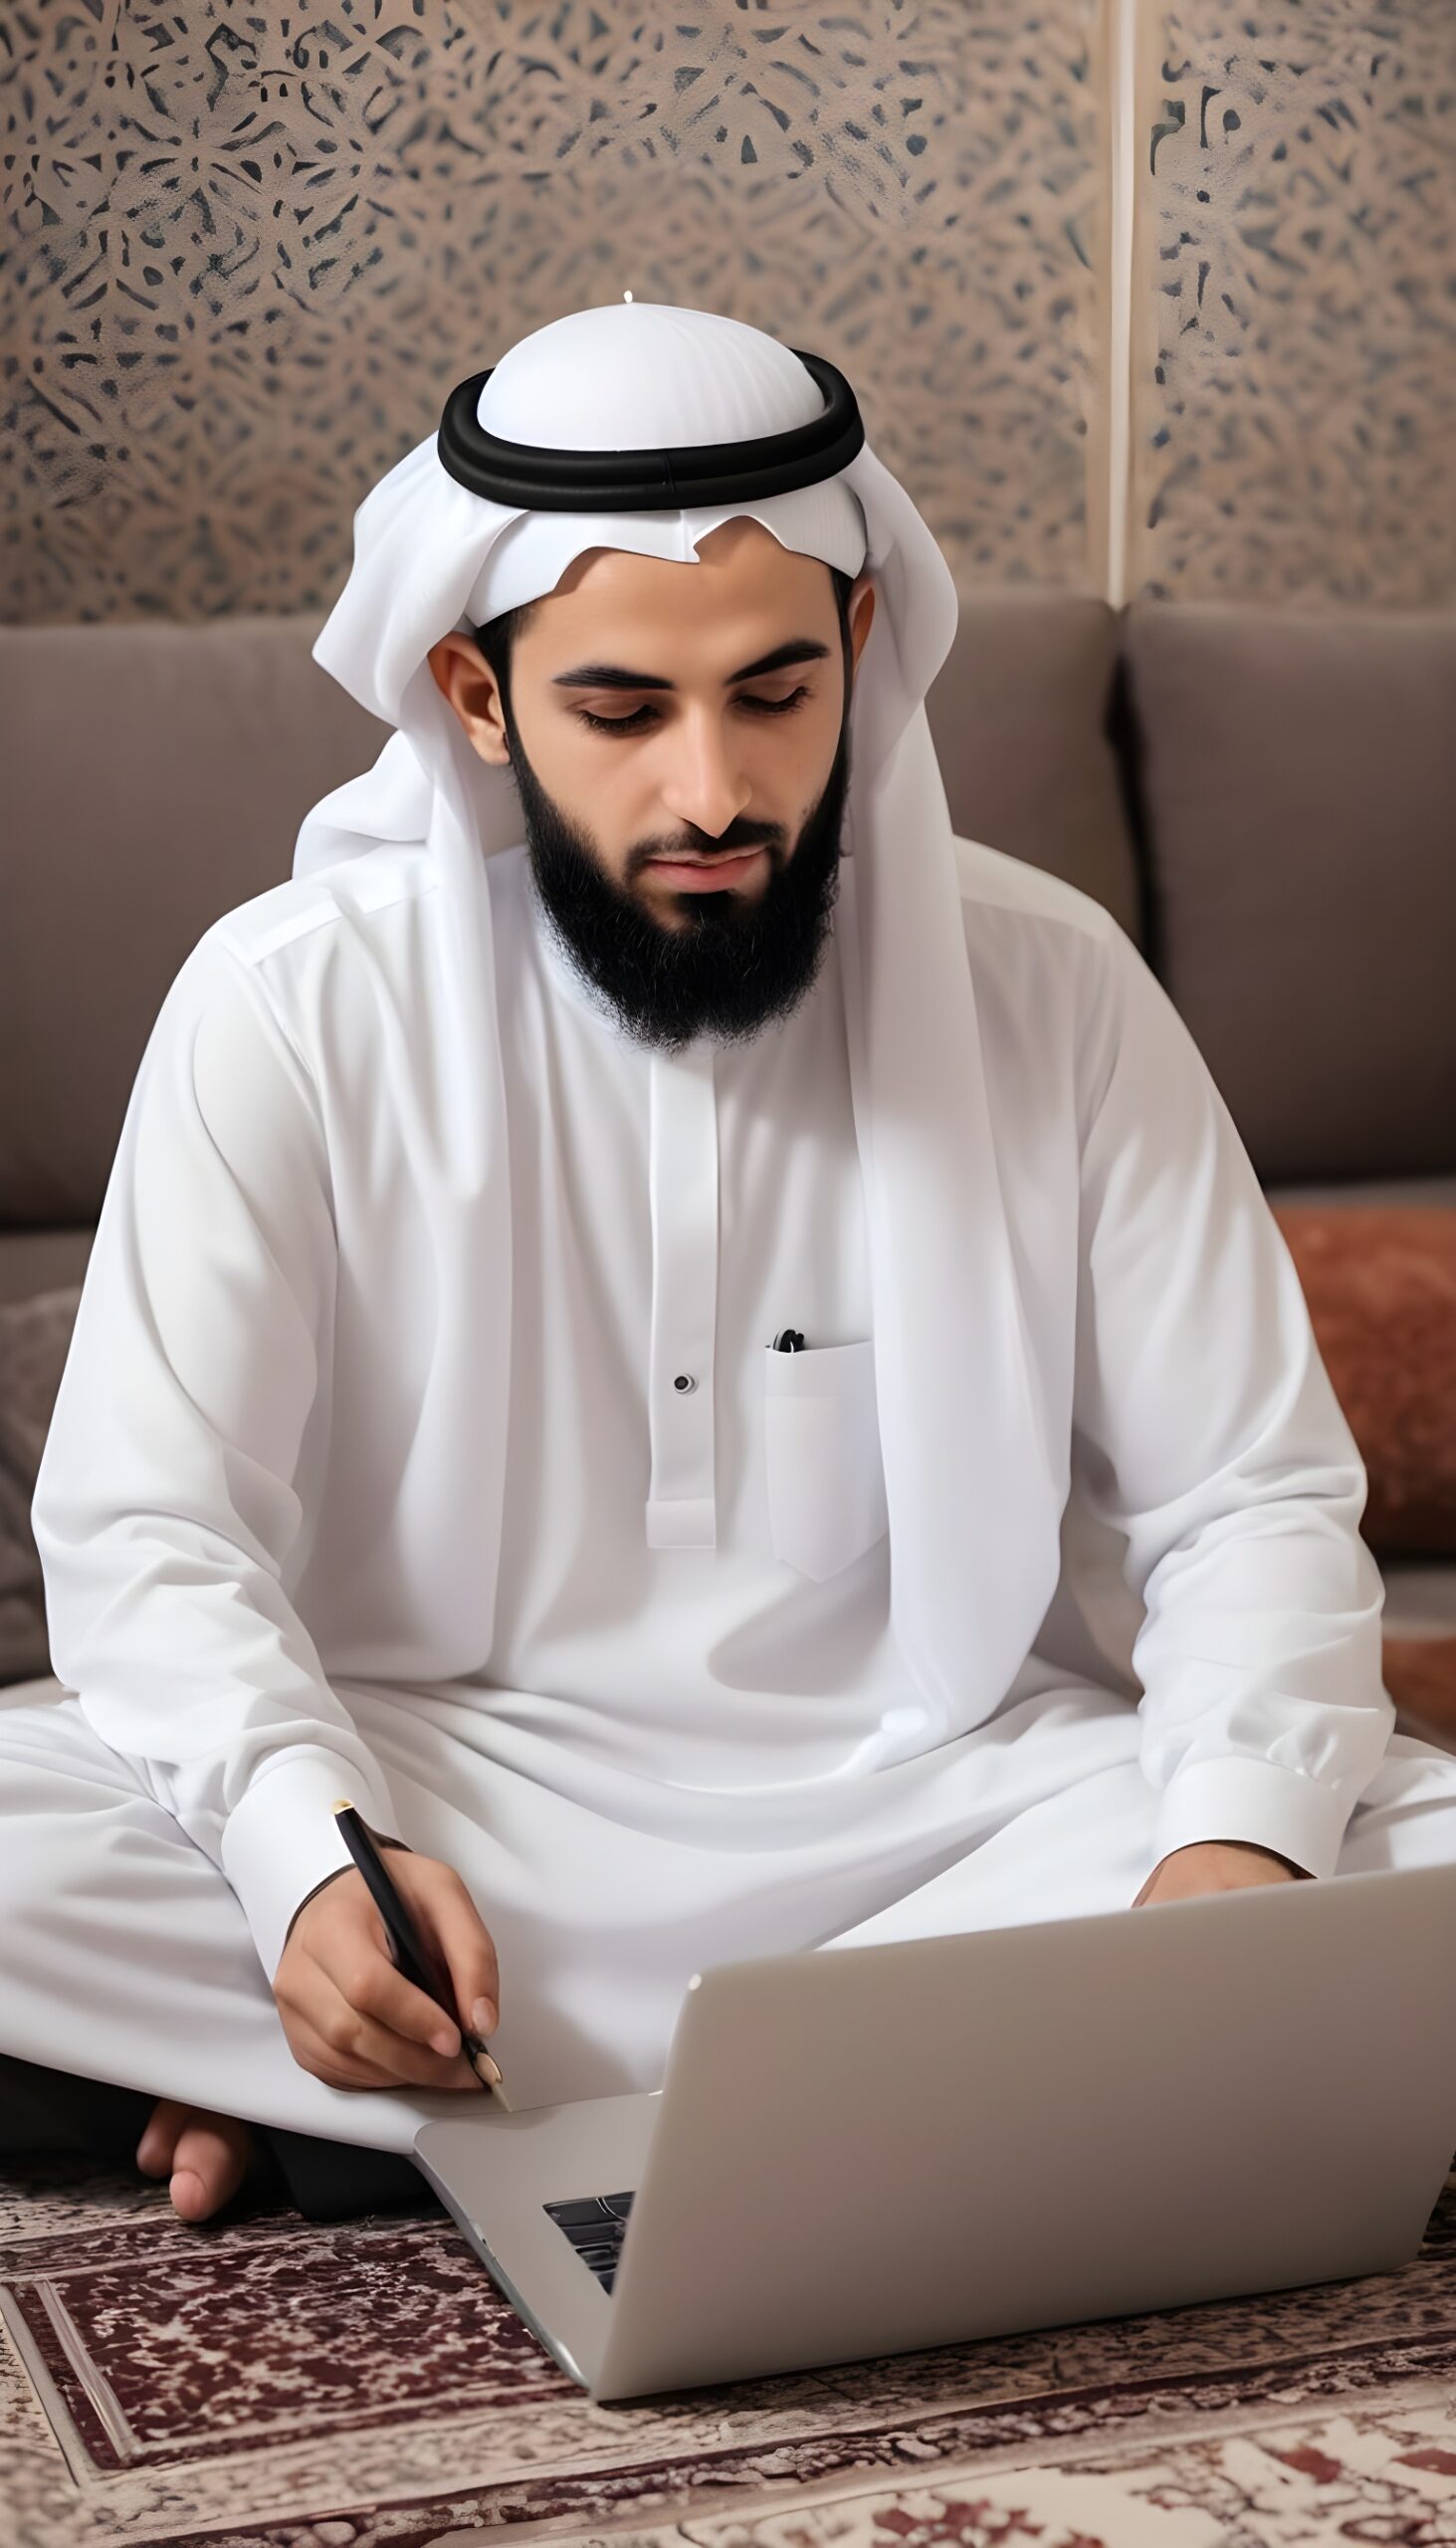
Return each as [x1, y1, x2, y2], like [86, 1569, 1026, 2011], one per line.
[573, 687, 813, 736]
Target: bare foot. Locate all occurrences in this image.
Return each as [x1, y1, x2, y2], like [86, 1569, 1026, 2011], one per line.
[135, 2097, 257, 2223]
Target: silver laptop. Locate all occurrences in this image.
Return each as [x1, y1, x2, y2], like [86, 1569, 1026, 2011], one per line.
[412, 1859, 1456, 2405]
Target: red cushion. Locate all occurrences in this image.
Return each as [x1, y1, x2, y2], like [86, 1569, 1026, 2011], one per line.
[1273, 1206, 1456, 1558]
[1383, 1636, 1456, 1755]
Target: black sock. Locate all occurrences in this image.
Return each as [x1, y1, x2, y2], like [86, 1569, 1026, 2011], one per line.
[258, 2123, 441, 2223]
[0, 2051, 440, 2224]
[0, 2050, 155, 2164]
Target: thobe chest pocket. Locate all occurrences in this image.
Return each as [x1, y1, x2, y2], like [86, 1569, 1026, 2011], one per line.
[762, 1339, 890, 1582]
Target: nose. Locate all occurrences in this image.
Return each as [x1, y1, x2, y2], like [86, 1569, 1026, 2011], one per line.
[659, 707, 754, 843]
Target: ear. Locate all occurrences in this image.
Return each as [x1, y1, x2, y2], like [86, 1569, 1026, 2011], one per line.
[427, 634, 512, 766]
[846, 571, 876, 675]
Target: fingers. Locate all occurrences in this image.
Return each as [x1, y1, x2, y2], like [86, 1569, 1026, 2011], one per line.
[425, 1865, 503, 2036]
[337, 1942, 470, 2058]
[274, 1851, 504, 2096]
[287, 1968, 486, 2094]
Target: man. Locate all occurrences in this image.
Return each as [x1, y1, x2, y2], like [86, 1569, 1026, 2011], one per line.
[6, 301, 1456, 2230]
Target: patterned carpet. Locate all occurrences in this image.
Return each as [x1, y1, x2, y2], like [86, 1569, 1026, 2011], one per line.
[3, 2149, 1456, 2548]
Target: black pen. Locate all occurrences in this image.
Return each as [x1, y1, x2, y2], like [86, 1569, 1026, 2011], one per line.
[332, 1800, 510, 2107]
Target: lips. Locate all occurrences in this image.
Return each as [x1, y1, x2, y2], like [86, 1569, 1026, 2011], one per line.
[647, 847, 766, 891]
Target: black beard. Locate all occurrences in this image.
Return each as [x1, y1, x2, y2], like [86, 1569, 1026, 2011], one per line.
[503, 691, 854, 1052]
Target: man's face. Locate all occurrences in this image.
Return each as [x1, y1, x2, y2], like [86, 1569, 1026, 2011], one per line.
[429, 518, 876, 1050]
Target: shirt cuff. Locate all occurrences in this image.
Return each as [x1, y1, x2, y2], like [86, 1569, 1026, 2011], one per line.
[220, 1745, 405, 1985]
[1148, 1754, 1352, 1883]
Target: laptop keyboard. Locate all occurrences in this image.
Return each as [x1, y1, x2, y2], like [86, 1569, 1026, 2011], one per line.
[542, 2190, 637, 2294]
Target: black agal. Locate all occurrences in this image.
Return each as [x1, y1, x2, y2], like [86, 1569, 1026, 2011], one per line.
[437, 348, 864, 514]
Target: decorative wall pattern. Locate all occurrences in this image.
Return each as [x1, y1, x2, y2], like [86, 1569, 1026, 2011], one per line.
[0, 0, 1104, 623]
[1132, 0, 1456, 604]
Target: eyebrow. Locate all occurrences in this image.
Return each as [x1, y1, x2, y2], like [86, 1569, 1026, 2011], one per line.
[549, 637, 833, 694]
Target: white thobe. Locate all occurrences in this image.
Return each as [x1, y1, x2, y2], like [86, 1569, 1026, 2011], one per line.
[8, 837, 1456, 2150]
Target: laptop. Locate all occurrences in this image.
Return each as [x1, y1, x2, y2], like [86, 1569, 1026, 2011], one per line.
[411, 1859, 1456, 2405]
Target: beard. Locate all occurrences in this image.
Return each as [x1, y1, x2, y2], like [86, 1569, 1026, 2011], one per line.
[502, 686, 854, 1053]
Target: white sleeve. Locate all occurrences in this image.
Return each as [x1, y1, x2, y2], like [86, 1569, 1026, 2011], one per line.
[31, 930, 404, 1983]
[1071, 922, 1391, 1880]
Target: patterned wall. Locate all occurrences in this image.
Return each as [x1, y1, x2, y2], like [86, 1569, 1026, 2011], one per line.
[0, 0, 1104, 623]
[1133, 0, 1456, 604]
[3, 1, 1450, 622]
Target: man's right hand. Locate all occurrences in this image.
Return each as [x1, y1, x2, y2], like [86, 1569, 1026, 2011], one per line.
[273, 1845, 502, 2095]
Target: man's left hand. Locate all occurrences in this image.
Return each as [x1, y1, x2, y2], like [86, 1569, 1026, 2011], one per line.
[1132, 1838, 1310, 1909]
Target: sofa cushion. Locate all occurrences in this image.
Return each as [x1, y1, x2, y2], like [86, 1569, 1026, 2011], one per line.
[0, 1228, 95, 1307]
[926, 589, 1143, 948]
[1272, 1205, 1456, 1558]
[0, 1283, 80, 1683]
[1124, 601, 1456, 1184]
[1379, 1562, 1456, 1640]
[4, 596, 1143, 1228]
[0, 615, 385, 1226]
[1265, 1178, 1456, 1213]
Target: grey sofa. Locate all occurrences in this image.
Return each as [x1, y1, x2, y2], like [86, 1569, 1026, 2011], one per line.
[2, 590, 1453, 1703]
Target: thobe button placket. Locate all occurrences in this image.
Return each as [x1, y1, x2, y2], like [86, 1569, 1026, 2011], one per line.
[645, 1041, 718, 1549]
